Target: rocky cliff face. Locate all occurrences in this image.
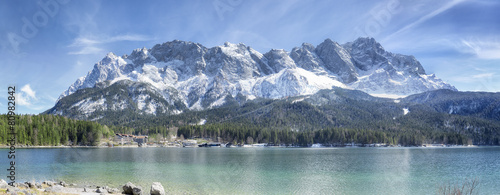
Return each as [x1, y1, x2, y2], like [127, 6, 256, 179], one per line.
[49, 37, 455, 118]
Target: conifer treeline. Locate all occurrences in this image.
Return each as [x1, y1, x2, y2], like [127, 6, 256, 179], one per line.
[0, 114, 493, 146]
[177, 123, 471, 146]
[0, 114, 116, 146]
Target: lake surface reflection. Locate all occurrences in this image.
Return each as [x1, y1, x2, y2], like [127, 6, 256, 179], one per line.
[3, 147, 499, 194]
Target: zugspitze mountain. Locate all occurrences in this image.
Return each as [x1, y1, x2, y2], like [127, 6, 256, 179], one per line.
[48, 37, 455, 118]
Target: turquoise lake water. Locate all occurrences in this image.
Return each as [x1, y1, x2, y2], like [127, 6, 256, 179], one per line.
[1, 147, 499, 194]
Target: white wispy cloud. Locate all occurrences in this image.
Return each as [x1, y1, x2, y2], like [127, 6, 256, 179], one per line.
[15, 84, 37, 106]
[21, 84, 37, 100]
[16, 93, 32, 106]
[68, 34, 153, 55]
[14, 87, 55, 111]
[108, 34, 152, 42]
[383, 0, 465, 42]
[460, 38, 500, 59]
[15, 94, 48, 110]
[44, 94, 58, 103]
[450, 72, 495, 83]
[68, 46, 104, 55]
[68, 37, 101, 47]
[469, 73, 498, 92]
[472, 73, 494, 79]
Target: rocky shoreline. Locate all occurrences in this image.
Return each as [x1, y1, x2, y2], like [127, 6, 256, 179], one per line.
[0, 179, 165, 195]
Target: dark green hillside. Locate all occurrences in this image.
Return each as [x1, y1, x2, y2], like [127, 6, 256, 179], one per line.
[44, 80, 186, 120]
[39, 84, 500, 146]
[403, 89, 500, 120]
[90, 88, 500, 146]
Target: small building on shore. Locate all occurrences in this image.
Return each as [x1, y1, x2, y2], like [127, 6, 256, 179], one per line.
[182, 140, 198, 147]
[114, 134, 148, 146]
[134, 136, 148, 146]
[114, 134, 134, 145]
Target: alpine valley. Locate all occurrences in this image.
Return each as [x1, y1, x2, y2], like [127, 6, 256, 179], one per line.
[43, 37, 500, 145]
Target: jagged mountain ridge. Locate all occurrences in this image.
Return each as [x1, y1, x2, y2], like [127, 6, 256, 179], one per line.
[52, 37, 455, 117]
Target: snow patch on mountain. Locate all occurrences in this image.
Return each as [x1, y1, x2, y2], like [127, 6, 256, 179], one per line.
[146, 100, 158, 115]
[403, 108, 410, 115]
[250, 68, 346, 98]
[111, 99, 128, 111]
[198, 119, 207, 125]
[70, 97, 106, 117]
[369, 93, 408, 99]
[209, 97, 227, 109]
[135, 94, 149, 110]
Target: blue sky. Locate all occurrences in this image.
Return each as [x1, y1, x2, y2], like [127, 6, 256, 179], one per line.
[1, 0, 499, 114]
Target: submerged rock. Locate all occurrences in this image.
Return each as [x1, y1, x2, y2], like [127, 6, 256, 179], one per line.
[150, 182, 165, 195]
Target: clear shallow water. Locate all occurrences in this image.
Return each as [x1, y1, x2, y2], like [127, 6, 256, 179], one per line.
[2, 147, 499, 194]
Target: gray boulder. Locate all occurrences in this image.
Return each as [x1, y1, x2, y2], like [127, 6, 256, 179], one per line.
[132, 186, 143, 195]
[0, 179, 8, 188]
[24, 181, 35, 188]
[15, 183, 29, 188]
[123, 182, 136, 194]
[150, 182, 165, 195]
[43, 181, 55, 187]
[107, 187, 120, 194]
[95, 187, 106, 193]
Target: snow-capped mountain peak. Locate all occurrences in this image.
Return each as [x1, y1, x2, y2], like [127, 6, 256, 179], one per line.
[55, 38, 456, 117]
